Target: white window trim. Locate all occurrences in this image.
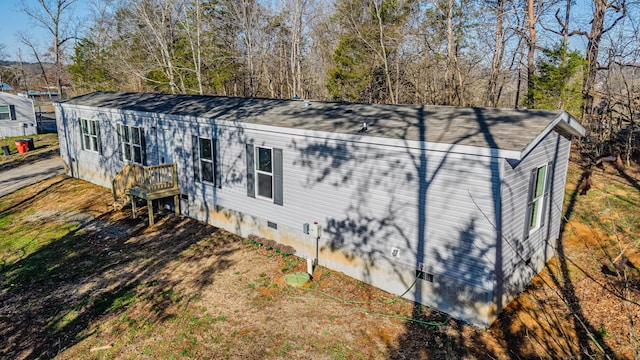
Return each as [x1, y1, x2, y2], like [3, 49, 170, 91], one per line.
[0, 105, 13, 120]
[120, 124, 143, 164]
[81, 119, 100, 153]
[199, 137, 215, 184]
[528, 164, 547, 234]
[255, 145, 274, 201]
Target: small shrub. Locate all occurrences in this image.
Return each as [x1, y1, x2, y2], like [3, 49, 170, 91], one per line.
[281, 257, 299, 273]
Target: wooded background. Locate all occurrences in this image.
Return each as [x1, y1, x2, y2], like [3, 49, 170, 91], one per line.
[1, 0, 639, 162]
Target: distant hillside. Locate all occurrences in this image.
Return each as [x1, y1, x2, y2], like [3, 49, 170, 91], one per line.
[0, 60, 53, 67]
[0, 61, 59, 92]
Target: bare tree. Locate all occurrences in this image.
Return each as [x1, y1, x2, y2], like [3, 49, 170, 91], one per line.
[131, 0, 185, 93]
[576, 0, 627, 120]
[305, 2, 336, 100]
[226, 0, 267, 97]
[16, 31, 51, 92]
[281, 0, 309, 98]
[16, 49, 31, 91]
[178, 0, 204, 94]
[18, 0, 79, 98]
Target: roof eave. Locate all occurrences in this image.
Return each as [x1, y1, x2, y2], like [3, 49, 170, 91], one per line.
[516, 111, 584, 161]
[553, 111, 586, 137]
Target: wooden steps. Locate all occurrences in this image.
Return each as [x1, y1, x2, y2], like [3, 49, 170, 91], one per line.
[112, 163, 180, 225]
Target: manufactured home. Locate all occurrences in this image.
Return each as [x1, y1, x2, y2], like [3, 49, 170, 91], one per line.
[54, 91, 584, 326]
[0, 92, 37, 138]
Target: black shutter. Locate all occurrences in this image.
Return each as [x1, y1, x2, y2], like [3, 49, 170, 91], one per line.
[540, 162, 553, 227]
[214, 139, 221, 188]
[9, 105, 16, 120]
[140, 128, 147, 165]
[246, 144, 255, 198]
[523, 168, 537, 240]
[192, 135, 200, 182]
[273, 148, 283, 206]
[116, 125, 123, 161]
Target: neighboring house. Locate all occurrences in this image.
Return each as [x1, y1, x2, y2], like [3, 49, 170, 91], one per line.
[1, 83, 15, 91]
[0, 92, 37, 138]
[54, 91, 584, 326]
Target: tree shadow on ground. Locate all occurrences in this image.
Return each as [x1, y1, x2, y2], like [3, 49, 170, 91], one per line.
[489, 165, 622, 359]
[388, 315, 500, 359]
[0, 208, 239, 359]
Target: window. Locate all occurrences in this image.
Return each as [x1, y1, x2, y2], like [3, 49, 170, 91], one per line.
[525, 163, 551, 237]
[200, 137, 214, 183]
[192, 136, 220, 186]
[119, 125, 144, 164]
[246, 144, 283, 205]
[81, 119, 100, 152]
[0, 105, 14, 120]
[256, 147, 273, 199]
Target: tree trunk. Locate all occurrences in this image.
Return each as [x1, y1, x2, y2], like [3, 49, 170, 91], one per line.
[445, 0, 456, 105]
[562, 0, 571, 57]
[526, 0, 536, 107]
[373, 0, 397, 104]
[487, 0, 504, 107]
[581, 0, 626, 120]
[289, 0, 305, 98]
[515, 38, 526, 108]
[582, 0, 607, 119]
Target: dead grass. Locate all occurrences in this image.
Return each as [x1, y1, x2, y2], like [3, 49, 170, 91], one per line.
[0, 153, 639, 359]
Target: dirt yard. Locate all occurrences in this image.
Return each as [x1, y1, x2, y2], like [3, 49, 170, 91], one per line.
[0, 156, 638, 359]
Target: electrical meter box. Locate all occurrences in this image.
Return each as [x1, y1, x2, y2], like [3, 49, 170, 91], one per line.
[303, 222, 321, 238]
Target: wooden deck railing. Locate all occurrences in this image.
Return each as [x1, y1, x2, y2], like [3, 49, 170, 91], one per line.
[112, 163, 135, 206]
[137, 163, 178, 191]
[112, 163, 178, 207]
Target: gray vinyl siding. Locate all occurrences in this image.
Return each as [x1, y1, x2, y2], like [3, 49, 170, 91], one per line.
[55, 107, 118, 187]
[55, 104, 502, 291]
[500, 130, 572, 292]
[0, 93, 37, 137]
[186, 126, 499, 291]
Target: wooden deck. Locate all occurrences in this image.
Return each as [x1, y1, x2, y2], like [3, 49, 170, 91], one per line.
[112, 163, 180, 225]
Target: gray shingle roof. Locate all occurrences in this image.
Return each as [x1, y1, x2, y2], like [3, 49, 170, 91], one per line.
[60, 91, 581, 153]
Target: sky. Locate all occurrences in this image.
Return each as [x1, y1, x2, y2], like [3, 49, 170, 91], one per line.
[0, 0, 91, 62]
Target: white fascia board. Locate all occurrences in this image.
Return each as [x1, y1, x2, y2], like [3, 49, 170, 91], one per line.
[554, 111, 586, 137]
[519, 111, 584, 160]
[61, 104, 522, 159]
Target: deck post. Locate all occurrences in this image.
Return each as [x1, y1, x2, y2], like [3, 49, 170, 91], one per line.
[131, 197, 137, 219]
[148, 200, 155, 225]
[174, 194, 179, 215]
